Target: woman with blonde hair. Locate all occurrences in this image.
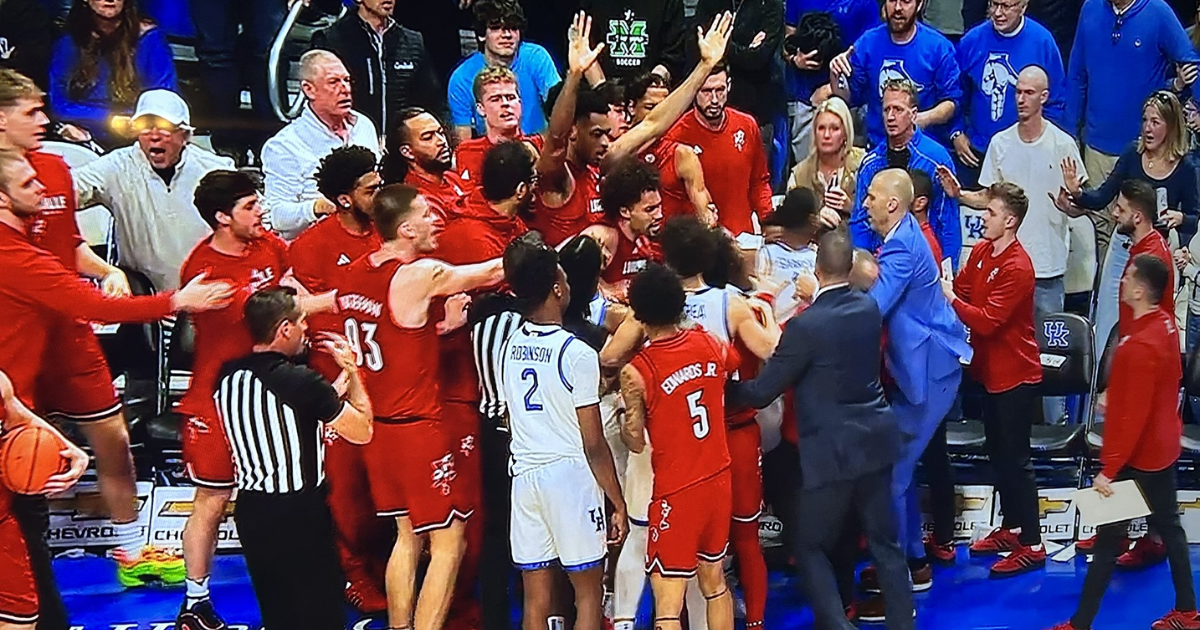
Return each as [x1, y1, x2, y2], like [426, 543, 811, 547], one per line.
[786, 96, 865, 229]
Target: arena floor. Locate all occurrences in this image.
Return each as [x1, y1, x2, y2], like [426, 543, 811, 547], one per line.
[56, 545, 1198, 630]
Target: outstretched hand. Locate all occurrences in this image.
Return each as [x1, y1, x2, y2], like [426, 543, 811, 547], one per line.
[567, 12, 605, 75]
[934, 164, 962, 200]
[697, 11, 734, 67]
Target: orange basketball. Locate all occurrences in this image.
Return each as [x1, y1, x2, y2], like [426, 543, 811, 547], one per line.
[0, 425, 67, 495]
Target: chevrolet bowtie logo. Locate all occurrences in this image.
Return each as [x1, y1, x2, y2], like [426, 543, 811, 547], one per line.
[955, 494, 987, 512]
[1038, 497, 1071, 518]
[159, 500, 236, 518]
[1178, 498, 1200, 513]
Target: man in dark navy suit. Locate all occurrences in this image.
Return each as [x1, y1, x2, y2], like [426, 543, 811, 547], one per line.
[729, 230, 914, 630]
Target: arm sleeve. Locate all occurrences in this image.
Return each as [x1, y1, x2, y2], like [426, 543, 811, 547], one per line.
[1076, 149, 1130, 210]
[261, 139, 317, 238]
[1099, 341, 1158, 478]
[847, 40, 869, 106]
[849, 160, 879, 250]
[72, 154, 113, 209]
[47, 36, 108, 128]
[868, 242, 914, 318]
[933, 39, 963, 108]
[447, 65, 477, 128]
[534, 46, 562, 104]
[951, 260, 1035, 337]
[1179, 157, 1199, 241]
[729, 320, 811, 409]
[1163, 10, 1200, 65]
[977, 141, 999, 188]
[933, 156, 962, 268]
[566, 342, 602, 408]
[136, 28, 178, 92]
[950, 43, 971, 136]
[283, 365, 345, 424]
[725, 1, 784, 71]
[1064, 29, 1086, 138]
[415, 36, 449, 119]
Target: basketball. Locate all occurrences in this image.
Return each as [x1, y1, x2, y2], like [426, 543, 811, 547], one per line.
[0, 425, 67, 495]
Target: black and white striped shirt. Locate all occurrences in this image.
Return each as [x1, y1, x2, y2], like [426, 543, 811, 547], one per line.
[470, 295, 522, 421]
[214, 352, 346, 494]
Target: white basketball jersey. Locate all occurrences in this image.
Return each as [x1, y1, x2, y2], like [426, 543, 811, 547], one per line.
[500, 322, 601, 476]
[684, 284, 731, 343]
[755, 242, 817, 320]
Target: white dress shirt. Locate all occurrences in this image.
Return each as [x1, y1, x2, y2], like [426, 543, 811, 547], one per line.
[260, 105, 382, 239]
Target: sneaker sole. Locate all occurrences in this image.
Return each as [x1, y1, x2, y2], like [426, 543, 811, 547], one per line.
[989, 559, 1046, 579]
[912, 579, 932, 592]
[1116, 558, 1168, 571]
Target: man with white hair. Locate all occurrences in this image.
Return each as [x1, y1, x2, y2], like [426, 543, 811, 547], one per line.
[74, 89, 235, 292]
[261, 50, 382, 240]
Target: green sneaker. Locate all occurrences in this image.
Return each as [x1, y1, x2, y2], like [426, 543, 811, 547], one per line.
[115, 547, 185, 587]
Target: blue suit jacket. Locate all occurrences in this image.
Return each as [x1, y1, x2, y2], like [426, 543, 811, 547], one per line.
[869, 213, 972, 411]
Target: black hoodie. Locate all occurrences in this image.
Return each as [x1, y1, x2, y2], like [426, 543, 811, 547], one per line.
[580, 0, 688, 82]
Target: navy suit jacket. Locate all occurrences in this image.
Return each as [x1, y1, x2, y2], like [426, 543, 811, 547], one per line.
[869, 213, 972, 412]
[730, 286, 900, 489]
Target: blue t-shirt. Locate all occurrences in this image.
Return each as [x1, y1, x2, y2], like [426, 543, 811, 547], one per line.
[954, 17, 1067, 150]
[1067, 0, 1199, 154]
[447, 42, 561, 136]
[847, 23, 962, 147]
[784, 0, 880, 102]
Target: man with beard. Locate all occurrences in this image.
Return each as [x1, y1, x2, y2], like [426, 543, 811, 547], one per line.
[581, 159, 665, 301]
[389, 108, 468, 223]
[828, 0, 961, 148]
[288, 146, 387, 613]
[453, 67, 546, 185]
[1110, 180, 1176, 335]
[663, 61, 772, 239]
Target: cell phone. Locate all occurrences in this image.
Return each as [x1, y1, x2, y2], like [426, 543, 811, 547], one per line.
[827, 170, 841, 190]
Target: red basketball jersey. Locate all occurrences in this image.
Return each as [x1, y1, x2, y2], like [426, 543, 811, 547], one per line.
[629, 328, 736, 498]
[331, 256, 441, 421]
[25, 151, 82, 268]
[640, 140, 691, 220]
[454, 134, 545, 185]
[600, 226, 661, 287]
[531, 161, 603, 246]
[177, 233, 291, 419]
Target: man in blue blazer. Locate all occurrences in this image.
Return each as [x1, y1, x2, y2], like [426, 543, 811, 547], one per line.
[864, 168, 973, 590]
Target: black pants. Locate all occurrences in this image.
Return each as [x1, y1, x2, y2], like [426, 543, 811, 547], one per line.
[919, 418, 955, 546]
[793, 468, 914, 630]
[12, 495, 68, 630]
[1072, 466, 1195, 630]
[983, 383, 1042, 546]
[234, 486, 345, 630]
[480, 423, 514, 630]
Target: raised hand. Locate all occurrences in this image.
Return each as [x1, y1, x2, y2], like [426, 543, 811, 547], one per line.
[1061, 157, 1081, 195]
[697, 11, 734, 67]
[567, 12, 605, 75]
[934, 164, 962, 200]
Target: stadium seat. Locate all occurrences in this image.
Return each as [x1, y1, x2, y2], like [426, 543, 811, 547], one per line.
[146, 312, 195, 451]
[1182, 345, 1200, 456]
[1086, 325, 1121, 451]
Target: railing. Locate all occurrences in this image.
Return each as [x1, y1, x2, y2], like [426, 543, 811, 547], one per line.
[267, 0, 310, 122]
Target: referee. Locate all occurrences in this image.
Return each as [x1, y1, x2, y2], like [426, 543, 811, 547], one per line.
[213, 287, 373, 630]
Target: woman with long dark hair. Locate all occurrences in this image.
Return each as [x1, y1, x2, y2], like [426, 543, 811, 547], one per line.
[48, 0, 177, 145]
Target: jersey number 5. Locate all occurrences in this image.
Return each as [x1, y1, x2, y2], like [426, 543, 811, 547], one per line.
[687, 390, 709, 439]
[344, 319, 384, 371]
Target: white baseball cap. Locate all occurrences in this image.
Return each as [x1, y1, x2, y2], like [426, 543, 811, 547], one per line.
[131, 90, 192, 130]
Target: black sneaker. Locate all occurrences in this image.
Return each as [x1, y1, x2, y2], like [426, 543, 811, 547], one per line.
[176, 600, 228, 630]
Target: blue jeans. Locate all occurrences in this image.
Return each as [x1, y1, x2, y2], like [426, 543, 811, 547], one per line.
[1035, 276, 1067, 423]
[1094, 233, 1131, 364]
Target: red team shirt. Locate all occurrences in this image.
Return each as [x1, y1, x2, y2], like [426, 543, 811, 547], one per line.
[25, 152, 82, 267]
[406, 169, 468, 225]
[531, 161, 604, 246]
[639, 139, 691, 219]
[951, 240, 1042, 394]
[630, 327, 737, 498]
[1119, 230, 1175, 335]
[664, 109, 773, 237]
[454, 134, 545, 185]
[177, 233, 291, 420]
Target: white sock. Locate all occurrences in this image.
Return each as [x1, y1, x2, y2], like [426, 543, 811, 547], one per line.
[614, 524, 648, 623]
[113, 521, 142, 561]
[185, 576, 210, 609]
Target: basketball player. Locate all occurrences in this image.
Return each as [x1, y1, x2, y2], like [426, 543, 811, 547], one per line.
[390, 108, 468, 222]
[618, 263, 737, 630]
[580, 159, 664, 301]
[453, 67, 545, 184]
[499, 236, 628, 630]
[755, 188, 821, 322]
[290, 146, 387, 612]
[0, 68, 186, 586]
[328, 184, 503, 630]
[0, 370, 88, 630]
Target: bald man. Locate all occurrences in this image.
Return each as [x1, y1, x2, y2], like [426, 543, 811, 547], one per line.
[864, 168, 972, 594]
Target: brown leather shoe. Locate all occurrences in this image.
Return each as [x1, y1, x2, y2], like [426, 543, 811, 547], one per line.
[911, 563, 933, 592]
[856, 595, 887, 624]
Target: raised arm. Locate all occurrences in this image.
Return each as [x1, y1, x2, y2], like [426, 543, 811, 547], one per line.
[535, 13, 604, 194]
[600, 316, 646, 369]
[318, 333, 374, 445]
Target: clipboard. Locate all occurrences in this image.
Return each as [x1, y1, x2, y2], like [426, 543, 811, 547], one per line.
[1071, 480, 1152, 528]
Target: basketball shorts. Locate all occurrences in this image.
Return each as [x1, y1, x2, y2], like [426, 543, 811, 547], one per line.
[363, 420, 470, 533]
[442, 401, 480, 516]
[510, 458, 606, 572]
[728, 423, 764, 523]
[183, 415, 236, 489]
[0, 493, 37, 625]
[646, 470, 732, 578]
[38, 321, 121, 422]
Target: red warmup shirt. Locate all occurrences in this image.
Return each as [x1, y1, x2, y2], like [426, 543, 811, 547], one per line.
[406, 169, 468, 225]
[664, 108, 772, 236]
[0, 223, 173, 406]
[434, 189, 527, 404]
[1101, 308, 1182, 478]
[951, 240, 1042, 394]
[531, 161, 604, 246]
[640, 139, 692, 220]
[26, 152, 82, 268]
[454, 134, 545, 185]
[630, 328, 737, 498]
[177, 233, 290, 419]
[1119, 230, 1175, 335]
[289, 215, 382, 380]
[920, 220, 943, 263]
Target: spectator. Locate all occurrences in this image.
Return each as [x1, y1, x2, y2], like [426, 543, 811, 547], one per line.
[48, 0, 177, 147]
[694, 0, 786, 143]
[311, 0, 445, 137]
[0, 0, 55, 90]
[1066, 0, 1199, 187]
[447, 0, 560, 141]
[580, 0, 687, 82]
[786, 96, 864, 228]
[951, 0, 1066, 186]
[452, 67, 546, 185]
[261, 50, 381, 240]
[73, 90, 234, 291]
[850, 78, 960, 266]
[829, 0, 962, 147]
[783, 2, 878, 163]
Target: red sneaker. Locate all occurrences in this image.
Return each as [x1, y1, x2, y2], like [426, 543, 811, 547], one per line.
[1151, 609, 1200, 630]
[989, 544, 1047, 578]
[1076, 533, 1131, 556]
[970, 528, 1020, 556]
[924, 535, 956, 565]
[345, 580, 387, 614]
[859, 565, 880, 593]
[845, 602, 858, 622]
[1117, 536, 1167, 570]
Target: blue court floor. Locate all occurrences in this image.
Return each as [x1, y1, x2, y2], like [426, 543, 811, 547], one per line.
[56, 546, 1200, 630]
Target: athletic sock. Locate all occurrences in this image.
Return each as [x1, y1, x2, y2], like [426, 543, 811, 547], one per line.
[113, 521, 143, 562]
[614, 524, 648, 623]
[185, 576, 210, 610]
[730, 519, 767, 627]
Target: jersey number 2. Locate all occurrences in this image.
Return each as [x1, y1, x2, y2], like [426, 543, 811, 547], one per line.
[687, 390, 709, 439]
[521, 368, 544, 411]
[344, 319, 384, 371]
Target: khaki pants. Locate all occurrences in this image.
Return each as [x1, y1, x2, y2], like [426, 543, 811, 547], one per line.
[1082, 145, 1119, 255]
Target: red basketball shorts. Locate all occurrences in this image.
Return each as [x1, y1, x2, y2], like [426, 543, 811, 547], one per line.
[442, 401, 480, 516]
[38, 321, 120, 422]
[183, 414, 236, 489]
[363, 419, 471, 533]
[646, 469, 732, 578]
[728, 423, 764, 523]
[0, 492, 37, 625]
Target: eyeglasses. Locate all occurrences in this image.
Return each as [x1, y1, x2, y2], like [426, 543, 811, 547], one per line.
[988, 0, 1022, 12]
[131, 115, 180, 135]
[1111, 15, 1124, 44]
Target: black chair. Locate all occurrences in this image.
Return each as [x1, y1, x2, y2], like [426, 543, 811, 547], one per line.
[1086, 325, 1122, 452]
[146, 312, 195, 454]
[1181, 345, 1200, 457]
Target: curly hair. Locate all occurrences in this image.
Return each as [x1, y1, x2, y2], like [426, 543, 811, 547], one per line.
[629, 263, 686, 327]
[659, 216, 718, 279]
[315, 146, 379, 203]
[65, 0, 148, 108]
[472, 0, 526, 38]
[600, 158, 660, 223]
